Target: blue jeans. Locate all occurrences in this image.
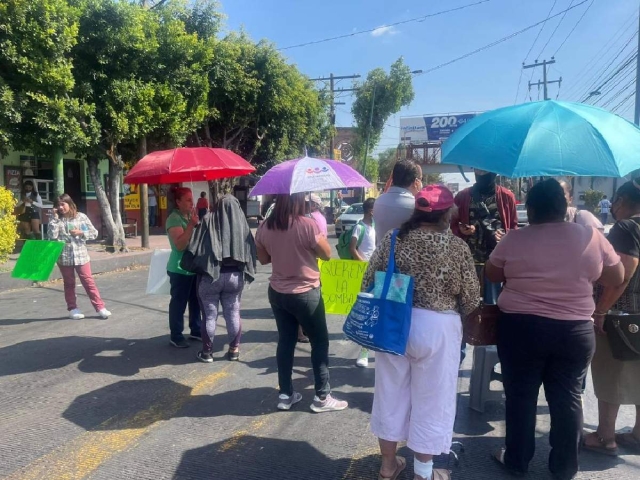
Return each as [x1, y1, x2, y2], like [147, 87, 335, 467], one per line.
[149, 205, 157, 227]
[168, 272, 202, 342]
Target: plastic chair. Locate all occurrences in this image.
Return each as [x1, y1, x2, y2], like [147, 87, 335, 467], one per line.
[469, 345, 504, 413]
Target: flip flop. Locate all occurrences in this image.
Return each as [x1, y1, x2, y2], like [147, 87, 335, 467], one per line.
[378, 456, 406, 480]
[616, 432, 640, 452]
[582, 432, 619, 457]
[431, 469, 452, 480]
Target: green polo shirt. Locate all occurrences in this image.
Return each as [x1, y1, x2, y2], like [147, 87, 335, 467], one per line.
[165, 209, 194, 275]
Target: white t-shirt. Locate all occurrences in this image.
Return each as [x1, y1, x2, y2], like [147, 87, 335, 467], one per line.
[599, 199, 611, 214]
[351, 221, 376, 261]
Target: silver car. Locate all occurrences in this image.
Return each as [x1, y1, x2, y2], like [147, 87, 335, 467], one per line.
[516, 204, 528, 226]
[334, 203, 364, 237]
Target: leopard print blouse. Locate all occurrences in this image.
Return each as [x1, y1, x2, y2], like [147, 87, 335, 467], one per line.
[362, 229, 481, 316]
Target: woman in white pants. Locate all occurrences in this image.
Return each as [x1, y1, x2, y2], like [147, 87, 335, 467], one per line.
[362, 185, 480, 480]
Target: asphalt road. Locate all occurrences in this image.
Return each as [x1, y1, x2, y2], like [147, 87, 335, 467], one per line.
[0, 258, 638, 479]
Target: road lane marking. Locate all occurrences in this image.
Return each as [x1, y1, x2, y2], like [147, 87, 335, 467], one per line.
[5, 366, 237, 480]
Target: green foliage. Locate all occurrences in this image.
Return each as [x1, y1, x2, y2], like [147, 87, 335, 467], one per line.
[377, 148, 398, 183]
[424, 173, 444, 184]
[351, 58, 414, 159]
[203, 33, 330, 169]
[0, 186, 18, 264]
[0, 0, 99, 155]
[584, 189, 605, 213]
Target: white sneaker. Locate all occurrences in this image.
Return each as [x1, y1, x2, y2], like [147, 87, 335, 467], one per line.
[98, 308, 111, 319]
[356, 348, 369, 368]
[277, 392, 303, 411]
[69, 309, 85, 320]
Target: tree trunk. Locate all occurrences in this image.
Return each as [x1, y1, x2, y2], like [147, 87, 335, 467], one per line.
[87, 157, 128, 253]
[138, 136, 149, 249]
[108, 159, 128, 253]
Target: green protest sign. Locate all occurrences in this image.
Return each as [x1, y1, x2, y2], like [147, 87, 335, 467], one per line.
[318, 259, 368, 315]
[11, 240, 65, 282]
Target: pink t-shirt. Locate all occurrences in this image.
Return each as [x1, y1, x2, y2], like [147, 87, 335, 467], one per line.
[311, 211, 328, 237]
[490, 222, 620, 320]
[255, 216, 323, 294]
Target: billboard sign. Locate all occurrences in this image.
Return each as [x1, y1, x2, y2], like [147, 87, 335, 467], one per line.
[400, 114, 477, 143]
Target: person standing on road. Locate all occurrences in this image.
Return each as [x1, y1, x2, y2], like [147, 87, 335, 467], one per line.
[373, 160, 422, 243]
[599, 195, 612, 226]
[195, 194, 257, 363]
[48, 194, 111, 320]
[255, 193, 348, 414]
[364, 185, 480, 480]
[166, 187, 202, 348]
[148, 185, 158, 227]
[308, 193, 328, 237]
[196, 191, 209, 221]
[584, 179, 640, 457]
[349, 197, 376, 368]
[485, 179, 623, 479]
[452, 169, 518, 363]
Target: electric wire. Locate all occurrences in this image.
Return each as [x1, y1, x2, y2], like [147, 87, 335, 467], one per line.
[553, 0, 595, 56]
[278, 0, 492, 51]
[537, 0, 573, 59]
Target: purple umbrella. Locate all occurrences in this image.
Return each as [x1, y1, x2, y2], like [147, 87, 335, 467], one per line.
[250, 156, 371, 196]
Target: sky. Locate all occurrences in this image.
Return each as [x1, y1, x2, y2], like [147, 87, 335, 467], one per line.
[219, 0, 638, 170]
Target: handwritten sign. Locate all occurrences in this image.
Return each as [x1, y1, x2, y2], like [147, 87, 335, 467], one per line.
[319, 259, 368, 315]
[124, 191, 140, 210]
[12, 240, 65, 282]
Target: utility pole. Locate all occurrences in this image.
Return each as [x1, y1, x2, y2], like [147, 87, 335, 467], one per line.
[310, 73, 360, 220]
[138, 136, 149, 249]
[634, 7, 640, 126]
[360, 83, 377, 202]
[524, 59, 561, 100]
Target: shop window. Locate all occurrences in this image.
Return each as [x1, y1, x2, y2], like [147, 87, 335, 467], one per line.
[36, 179, 54, 201]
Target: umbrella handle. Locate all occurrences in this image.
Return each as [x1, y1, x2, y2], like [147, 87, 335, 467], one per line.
[458, 165, 470, 183]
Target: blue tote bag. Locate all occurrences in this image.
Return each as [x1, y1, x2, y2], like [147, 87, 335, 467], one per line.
[343, 230, 414, 356]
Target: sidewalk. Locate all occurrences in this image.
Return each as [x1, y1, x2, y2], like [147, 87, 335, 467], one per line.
[0, 234, 170, 291]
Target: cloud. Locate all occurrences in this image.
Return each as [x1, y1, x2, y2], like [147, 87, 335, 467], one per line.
[371, 26, 398, 37]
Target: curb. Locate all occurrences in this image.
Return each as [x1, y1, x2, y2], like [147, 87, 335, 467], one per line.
[0, 251, 153, 292]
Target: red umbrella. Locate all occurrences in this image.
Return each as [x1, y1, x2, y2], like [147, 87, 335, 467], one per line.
[124, 147, 256, 184]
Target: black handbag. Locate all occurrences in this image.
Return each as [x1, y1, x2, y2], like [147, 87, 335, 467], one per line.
[605, 313, 640, 361]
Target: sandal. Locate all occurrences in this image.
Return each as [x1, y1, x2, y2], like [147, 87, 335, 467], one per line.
[378, 456, 406, 480]
[616, 432, 640, 452]
[430, 469, 451, 480]
[491, 448, 525, 477]
[297, 335, 310, 343]
[582, 432, 619, 456]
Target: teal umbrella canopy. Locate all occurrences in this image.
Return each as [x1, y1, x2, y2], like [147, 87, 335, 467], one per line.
[441, 100, 640, 178]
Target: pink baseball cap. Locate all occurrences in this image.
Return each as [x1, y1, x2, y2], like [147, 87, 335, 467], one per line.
[415, 185, 455, 212]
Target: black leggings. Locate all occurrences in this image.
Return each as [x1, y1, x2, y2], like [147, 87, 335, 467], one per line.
[268, 286, 330, 399]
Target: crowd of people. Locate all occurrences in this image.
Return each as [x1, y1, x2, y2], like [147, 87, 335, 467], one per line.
[41, 158, 640, 480]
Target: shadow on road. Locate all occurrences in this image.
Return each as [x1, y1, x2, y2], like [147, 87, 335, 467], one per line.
[0, 335, 226, 377]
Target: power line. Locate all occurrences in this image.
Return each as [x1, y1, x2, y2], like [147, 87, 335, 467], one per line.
[611, 89, 636, 113]
[579, 41, 638, 102]
[563, 13, 638, 99]
[524, 0, 559, 62]
[591, 60, 636, 105]
[553, 0, 595, 56]
[278, 0, 492, 51]
[415, 0, 589, 76]
[537, 0, 572, 59]
[600, 77, 636, 109]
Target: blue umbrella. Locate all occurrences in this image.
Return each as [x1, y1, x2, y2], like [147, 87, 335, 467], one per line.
[441, 100, 640, 178]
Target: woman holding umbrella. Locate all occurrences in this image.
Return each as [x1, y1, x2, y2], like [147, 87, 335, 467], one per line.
[255, 193, 348, 413]
[166, 187, 202, 348]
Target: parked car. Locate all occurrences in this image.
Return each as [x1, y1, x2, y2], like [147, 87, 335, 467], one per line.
[516, 204, 528, 226]
[334, 203, 363, 237]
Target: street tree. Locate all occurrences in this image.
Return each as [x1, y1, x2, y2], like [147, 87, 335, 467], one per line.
[0, 0, 99, 193]
[73, 0, 212, 251]
[351, 58, 414, 164]
[198, 33, 329, 171]
[377, 148, 398, 184]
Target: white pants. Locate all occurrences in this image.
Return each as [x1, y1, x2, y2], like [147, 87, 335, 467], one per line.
[371, 308, 462, 455]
